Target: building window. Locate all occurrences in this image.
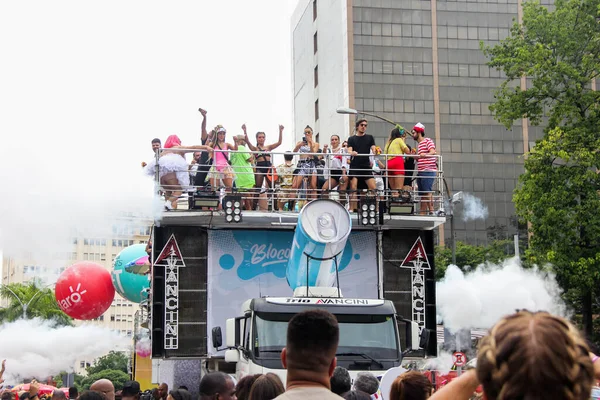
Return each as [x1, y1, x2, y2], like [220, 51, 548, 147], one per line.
[111, 315, 115, 321]
[101, 253, 106, 261]
[314, 65, 318, 87]
[84, 239, 89, 245]
[313, 0, 317, 21]
[313, 32, 318, 54]
[80, 361, 85, 368]
[315, 99, 319, 121]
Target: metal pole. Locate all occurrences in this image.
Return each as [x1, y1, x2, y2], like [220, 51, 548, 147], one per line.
[451, 214, 456, 265]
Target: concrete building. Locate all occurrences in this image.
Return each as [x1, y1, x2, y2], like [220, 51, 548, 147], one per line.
[1, 215, 151, 374]
[292, 0, 547, 244]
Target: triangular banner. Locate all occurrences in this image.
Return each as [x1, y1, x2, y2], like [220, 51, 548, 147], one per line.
[400, 237, 430, 270]
[156, 234, 184, 265]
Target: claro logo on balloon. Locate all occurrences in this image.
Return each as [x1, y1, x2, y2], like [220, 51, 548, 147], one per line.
[58, 283, 87, 310]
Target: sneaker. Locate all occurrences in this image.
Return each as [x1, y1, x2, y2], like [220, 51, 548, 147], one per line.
[164, 201, 174, 211]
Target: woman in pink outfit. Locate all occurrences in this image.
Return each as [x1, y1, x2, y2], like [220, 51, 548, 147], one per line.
[208, 126, 238, 191]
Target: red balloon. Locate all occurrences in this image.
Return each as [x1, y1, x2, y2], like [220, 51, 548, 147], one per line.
[55, 262, 115, 320]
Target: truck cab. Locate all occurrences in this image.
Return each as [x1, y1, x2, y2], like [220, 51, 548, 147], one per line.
[214, 296, 425, 381]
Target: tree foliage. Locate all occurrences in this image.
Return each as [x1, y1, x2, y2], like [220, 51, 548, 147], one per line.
[86, 351, 129, 376]
[80, 369, 130, 392]
[435, 239, 515, 281]
[0, 282, 72, 325]
[482, 0, 600, 336]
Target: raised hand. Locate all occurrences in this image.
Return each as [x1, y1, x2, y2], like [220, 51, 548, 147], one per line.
[242, 124, 247, 133]
[279, 125, 284, 132]
[29, 379, 40, 397]
[198, 108, 207, 116]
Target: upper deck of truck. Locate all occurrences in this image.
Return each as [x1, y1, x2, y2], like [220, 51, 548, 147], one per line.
[153, 149, 447, 231]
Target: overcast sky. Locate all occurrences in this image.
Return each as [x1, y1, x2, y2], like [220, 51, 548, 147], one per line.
[0, 1, 299, 261]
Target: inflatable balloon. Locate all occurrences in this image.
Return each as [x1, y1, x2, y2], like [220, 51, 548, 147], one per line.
[112, 244, 150, 303]
[55, 262, 115, 320]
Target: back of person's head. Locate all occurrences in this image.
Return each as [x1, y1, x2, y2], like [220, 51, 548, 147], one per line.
[166, 390, 191, 400]
[330, 366, 352, 395]
[283, 152, 294, 162]
[248, 373, 284, 400]
[388, 371, 432, 400]
[342, 390, 371, 400]
[79, 391, 106, 400]
[2, 392, 15, 400]
[69, 387, 79, 400]
[284, 309, 339, 374]
[199, 372, 231, 399]
[51, 390, 66, 400]
[354, 372, 379, 395]
[476, 310, 594, 400]
[234, 374, 261, 400]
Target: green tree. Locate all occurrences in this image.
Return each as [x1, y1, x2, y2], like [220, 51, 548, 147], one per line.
[80, 369, 130, 391]
[0, 282, 72, 325]
[481, 0, 600, 336]
[435, 239, 515, 280]
[86, 351, 129, 376]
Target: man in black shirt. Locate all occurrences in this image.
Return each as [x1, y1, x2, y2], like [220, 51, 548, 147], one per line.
[347, 118, 377, 211]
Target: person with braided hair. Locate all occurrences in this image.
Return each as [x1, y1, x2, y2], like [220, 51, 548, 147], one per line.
[430, 310, 600, 400]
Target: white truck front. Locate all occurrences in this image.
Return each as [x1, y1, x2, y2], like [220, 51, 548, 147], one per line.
[213, 296, 424, 382]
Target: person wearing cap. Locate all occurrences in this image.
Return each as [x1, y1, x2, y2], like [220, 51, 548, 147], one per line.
[120, 381, 141, 400]
[230, 134, 255, 210]
[411, 123, 437, 215]
[208, 126, 238, 192]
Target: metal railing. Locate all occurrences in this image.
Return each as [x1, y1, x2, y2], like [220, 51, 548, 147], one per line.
[149, 148, 445, 216]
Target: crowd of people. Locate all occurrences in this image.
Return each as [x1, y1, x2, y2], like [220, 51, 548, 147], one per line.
[0, 374, 188, 400]
[3, 308, 600, 399]
[194, 309, 600, 400]
[144, 108, 439, 214]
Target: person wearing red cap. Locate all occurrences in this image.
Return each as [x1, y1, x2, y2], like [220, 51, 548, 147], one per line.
[411, 123, 437, 215]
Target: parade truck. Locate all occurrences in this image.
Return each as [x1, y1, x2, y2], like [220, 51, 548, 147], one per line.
[212, 294, 427, 381]
[211, 200, 429, 381]
[149, 198, 443, 392]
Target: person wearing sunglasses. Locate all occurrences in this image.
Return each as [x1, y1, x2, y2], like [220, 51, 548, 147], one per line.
[347, 118, 377, 211]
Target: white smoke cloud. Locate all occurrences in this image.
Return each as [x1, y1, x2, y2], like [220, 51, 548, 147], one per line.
[461, 192, 489, 222]
[436, 258, 566, 333]
[423, 351, 455, 375]
[0, 318, 130, 384]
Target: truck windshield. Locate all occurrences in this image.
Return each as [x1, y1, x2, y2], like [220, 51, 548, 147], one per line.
[253, 312, 399, 360]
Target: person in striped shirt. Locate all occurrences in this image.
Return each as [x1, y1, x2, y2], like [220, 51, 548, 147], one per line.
[411, 123, 437, 215]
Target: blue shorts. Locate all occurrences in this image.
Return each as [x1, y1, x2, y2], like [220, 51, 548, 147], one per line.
[417, 170, 436, 195]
